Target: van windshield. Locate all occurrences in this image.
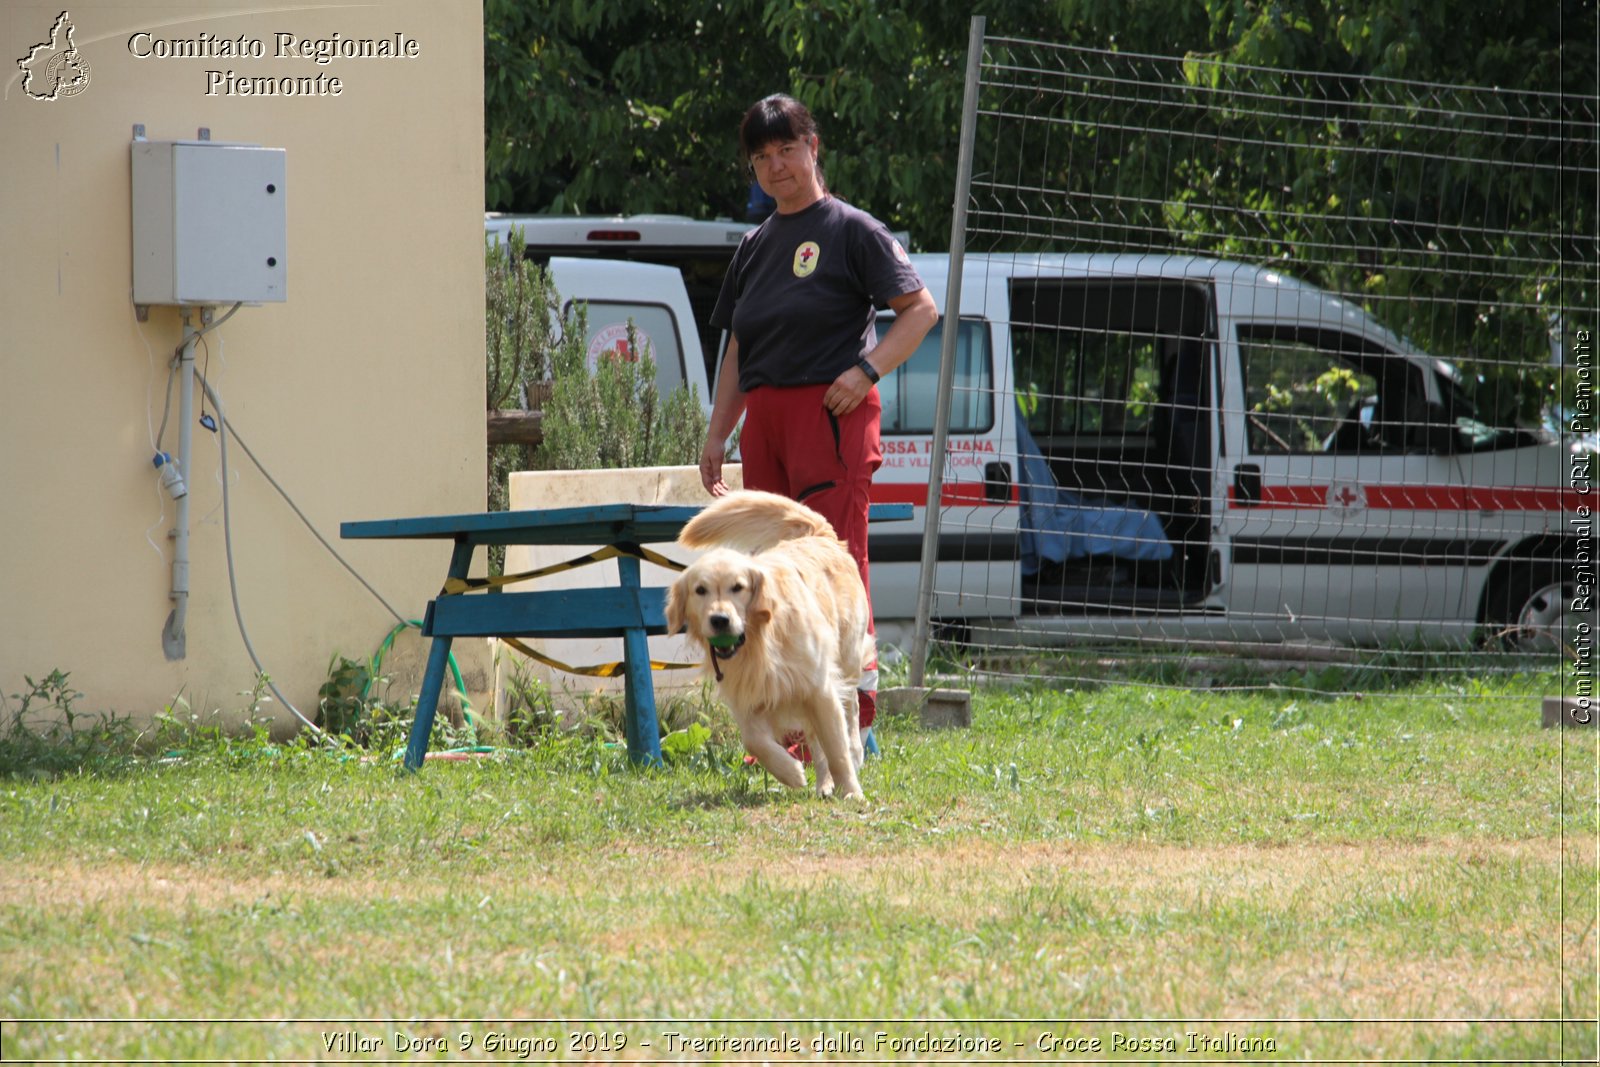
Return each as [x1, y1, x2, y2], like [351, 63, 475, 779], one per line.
[873, 317, 994, 435]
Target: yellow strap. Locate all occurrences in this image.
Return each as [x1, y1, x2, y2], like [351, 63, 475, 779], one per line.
[501, 636, 701, 678]
[442, 542, 686, 595]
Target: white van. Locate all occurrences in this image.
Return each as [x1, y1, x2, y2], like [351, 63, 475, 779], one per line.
[866, 253, 1582, 653]
[537, 256, 715, 407]
[489, 218, 1582, 653]
[487, 213, 754, 390]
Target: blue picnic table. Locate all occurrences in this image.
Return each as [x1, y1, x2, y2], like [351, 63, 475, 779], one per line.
[341, 501, 911, 770]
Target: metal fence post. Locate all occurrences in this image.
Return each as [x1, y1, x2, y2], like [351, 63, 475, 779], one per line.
[909, 14, 985, 688]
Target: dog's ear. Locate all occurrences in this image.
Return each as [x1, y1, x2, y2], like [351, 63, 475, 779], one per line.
[665, 573, 688, 636]
[745, 563, 772, 626]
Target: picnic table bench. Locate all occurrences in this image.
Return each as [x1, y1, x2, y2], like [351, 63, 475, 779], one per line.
[341, 501, 910, 770]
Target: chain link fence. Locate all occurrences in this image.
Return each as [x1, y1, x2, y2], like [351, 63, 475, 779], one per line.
[910, 26, 1596, 697]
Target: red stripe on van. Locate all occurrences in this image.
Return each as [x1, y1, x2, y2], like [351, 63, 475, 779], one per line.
[1231, 484, 1581, 511]
[1462, 486, 1585, 511]
[1364, 485, 1465, 510]
[1249, 485, 1326, 508]
[870, 483, 1018, 507]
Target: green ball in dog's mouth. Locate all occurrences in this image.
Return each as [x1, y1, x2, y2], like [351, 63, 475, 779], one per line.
[707, 633, 741, 649]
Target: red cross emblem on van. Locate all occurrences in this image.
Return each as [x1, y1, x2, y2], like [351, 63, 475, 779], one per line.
[1328, 482, 1366, 510]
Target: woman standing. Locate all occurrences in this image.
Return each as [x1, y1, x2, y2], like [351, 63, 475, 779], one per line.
[701, 93, 938, 736]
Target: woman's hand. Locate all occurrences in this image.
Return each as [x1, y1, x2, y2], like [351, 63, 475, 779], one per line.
[825, 363, 877, 417]
[824, 288, 937, 417]
[699, 435, 730, 496]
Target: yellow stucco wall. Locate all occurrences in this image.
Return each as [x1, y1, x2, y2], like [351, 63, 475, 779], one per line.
[0, 2, 484, 730]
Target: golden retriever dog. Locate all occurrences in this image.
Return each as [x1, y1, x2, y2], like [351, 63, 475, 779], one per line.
[666, 490, 870, 799]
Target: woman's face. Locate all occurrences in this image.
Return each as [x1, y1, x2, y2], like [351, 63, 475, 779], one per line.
[749, 136, 821, 209]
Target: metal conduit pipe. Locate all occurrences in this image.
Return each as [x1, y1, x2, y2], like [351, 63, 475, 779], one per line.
[161, 309, 199, 660]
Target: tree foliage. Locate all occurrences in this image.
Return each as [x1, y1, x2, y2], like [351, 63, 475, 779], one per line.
[486, 0, 1596, 399]
[488, 2, 1590, 230]
[485, 0, 785, 219]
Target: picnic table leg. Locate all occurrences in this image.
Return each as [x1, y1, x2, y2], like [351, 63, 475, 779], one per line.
[615, 554, 662, 766]
[403, 539, 475, 772]
[404, 632, 454, 771]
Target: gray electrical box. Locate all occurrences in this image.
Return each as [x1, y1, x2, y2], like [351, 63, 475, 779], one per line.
[131, 139, 286, 307]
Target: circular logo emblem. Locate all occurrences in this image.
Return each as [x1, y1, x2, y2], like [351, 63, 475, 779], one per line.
[1327, 482, 1366, 510]
[19, 13, 91, 102]
[793, 241, 820, 278]
[586, 322, 654, 371]
[46, 50, 92, 98]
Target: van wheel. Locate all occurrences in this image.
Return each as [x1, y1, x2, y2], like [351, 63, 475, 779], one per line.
[1484, 561, 1573, 655]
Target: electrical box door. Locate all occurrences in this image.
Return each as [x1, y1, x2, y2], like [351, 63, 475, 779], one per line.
[132, 140, 287, 306]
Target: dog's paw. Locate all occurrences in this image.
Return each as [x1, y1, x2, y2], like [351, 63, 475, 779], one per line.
[818, 781, 866, 801]
[768, 756, 807, 791]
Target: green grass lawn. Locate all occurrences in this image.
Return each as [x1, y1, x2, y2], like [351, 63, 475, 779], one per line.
[0, 669, 1594, 1063]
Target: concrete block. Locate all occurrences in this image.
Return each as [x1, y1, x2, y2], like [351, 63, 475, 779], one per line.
[879, 686, 972, 729]
[1542, 696, 1597, 729]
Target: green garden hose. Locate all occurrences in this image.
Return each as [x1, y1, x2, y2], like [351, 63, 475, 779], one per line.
[366, 620, 477, 726]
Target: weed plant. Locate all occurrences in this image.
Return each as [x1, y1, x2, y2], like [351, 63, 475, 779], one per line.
[0, 671, 139, 780]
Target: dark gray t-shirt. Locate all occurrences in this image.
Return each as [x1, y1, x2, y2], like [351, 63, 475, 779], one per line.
[711, 196, 924, 391]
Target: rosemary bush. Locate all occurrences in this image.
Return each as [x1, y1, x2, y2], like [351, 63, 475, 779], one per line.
[485, 229, 708, 485]
[484, 228, 563, 519]
[538, 318, 707, 470]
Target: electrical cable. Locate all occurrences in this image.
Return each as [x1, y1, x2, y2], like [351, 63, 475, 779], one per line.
[191, 335, 233, 531]
[136, 309, 168, 453]
[142, 303, 242, 454]
[153, 358, 177, 452]
[152, 304, 238, 450]
[174, 307, 469, 743]
[196, 367, 467, 745]
[180, 301, 243, 356]
[142, 479, 170, 562]
[192, 367, 326, 738]
[197, 333, 214, 429]
[195, 368, 411, 628]
[136, 310, 174, 561]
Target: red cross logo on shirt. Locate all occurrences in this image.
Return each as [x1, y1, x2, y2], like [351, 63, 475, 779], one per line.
[793, 241, 821, 277]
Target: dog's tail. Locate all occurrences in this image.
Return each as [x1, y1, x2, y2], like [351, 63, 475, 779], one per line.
[679, 489, 839, 553]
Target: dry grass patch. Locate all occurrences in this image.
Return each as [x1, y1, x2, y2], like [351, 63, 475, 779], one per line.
[3, 834, 1566, 910]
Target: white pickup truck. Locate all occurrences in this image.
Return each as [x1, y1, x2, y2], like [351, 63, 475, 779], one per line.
[490, 216, 1584, 653]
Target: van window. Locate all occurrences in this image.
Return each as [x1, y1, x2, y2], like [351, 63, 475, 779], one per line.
[565, 300, 689, 400]
[1007, 278, 1210, 443]
[1015, 328, 1161, 437]
[874, 317, 993, 434]
[1238, 324, 1433, 454]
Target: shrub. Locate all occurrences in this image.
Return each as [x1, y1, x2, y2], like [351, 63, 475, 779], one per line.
[485, 228, 564, 520]
[538, 317, 708, 470]
[484, 231, 708, 567]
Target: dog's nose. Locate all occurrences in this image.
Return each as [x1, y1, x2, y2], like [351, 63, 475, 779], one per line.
[709, 613, 731, 633]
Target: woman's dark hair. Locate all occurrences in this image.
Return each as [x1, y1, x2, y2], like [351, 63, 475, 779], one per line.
[739, 94, 819, 159]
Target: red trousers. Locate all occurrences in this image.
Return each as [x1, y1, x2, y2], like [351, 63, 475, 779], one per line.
[740, 383, 881, 727]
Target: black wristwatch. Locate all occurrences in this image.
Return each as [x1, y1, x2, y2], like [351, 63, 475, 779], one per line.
[855, 358, 881, 384]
